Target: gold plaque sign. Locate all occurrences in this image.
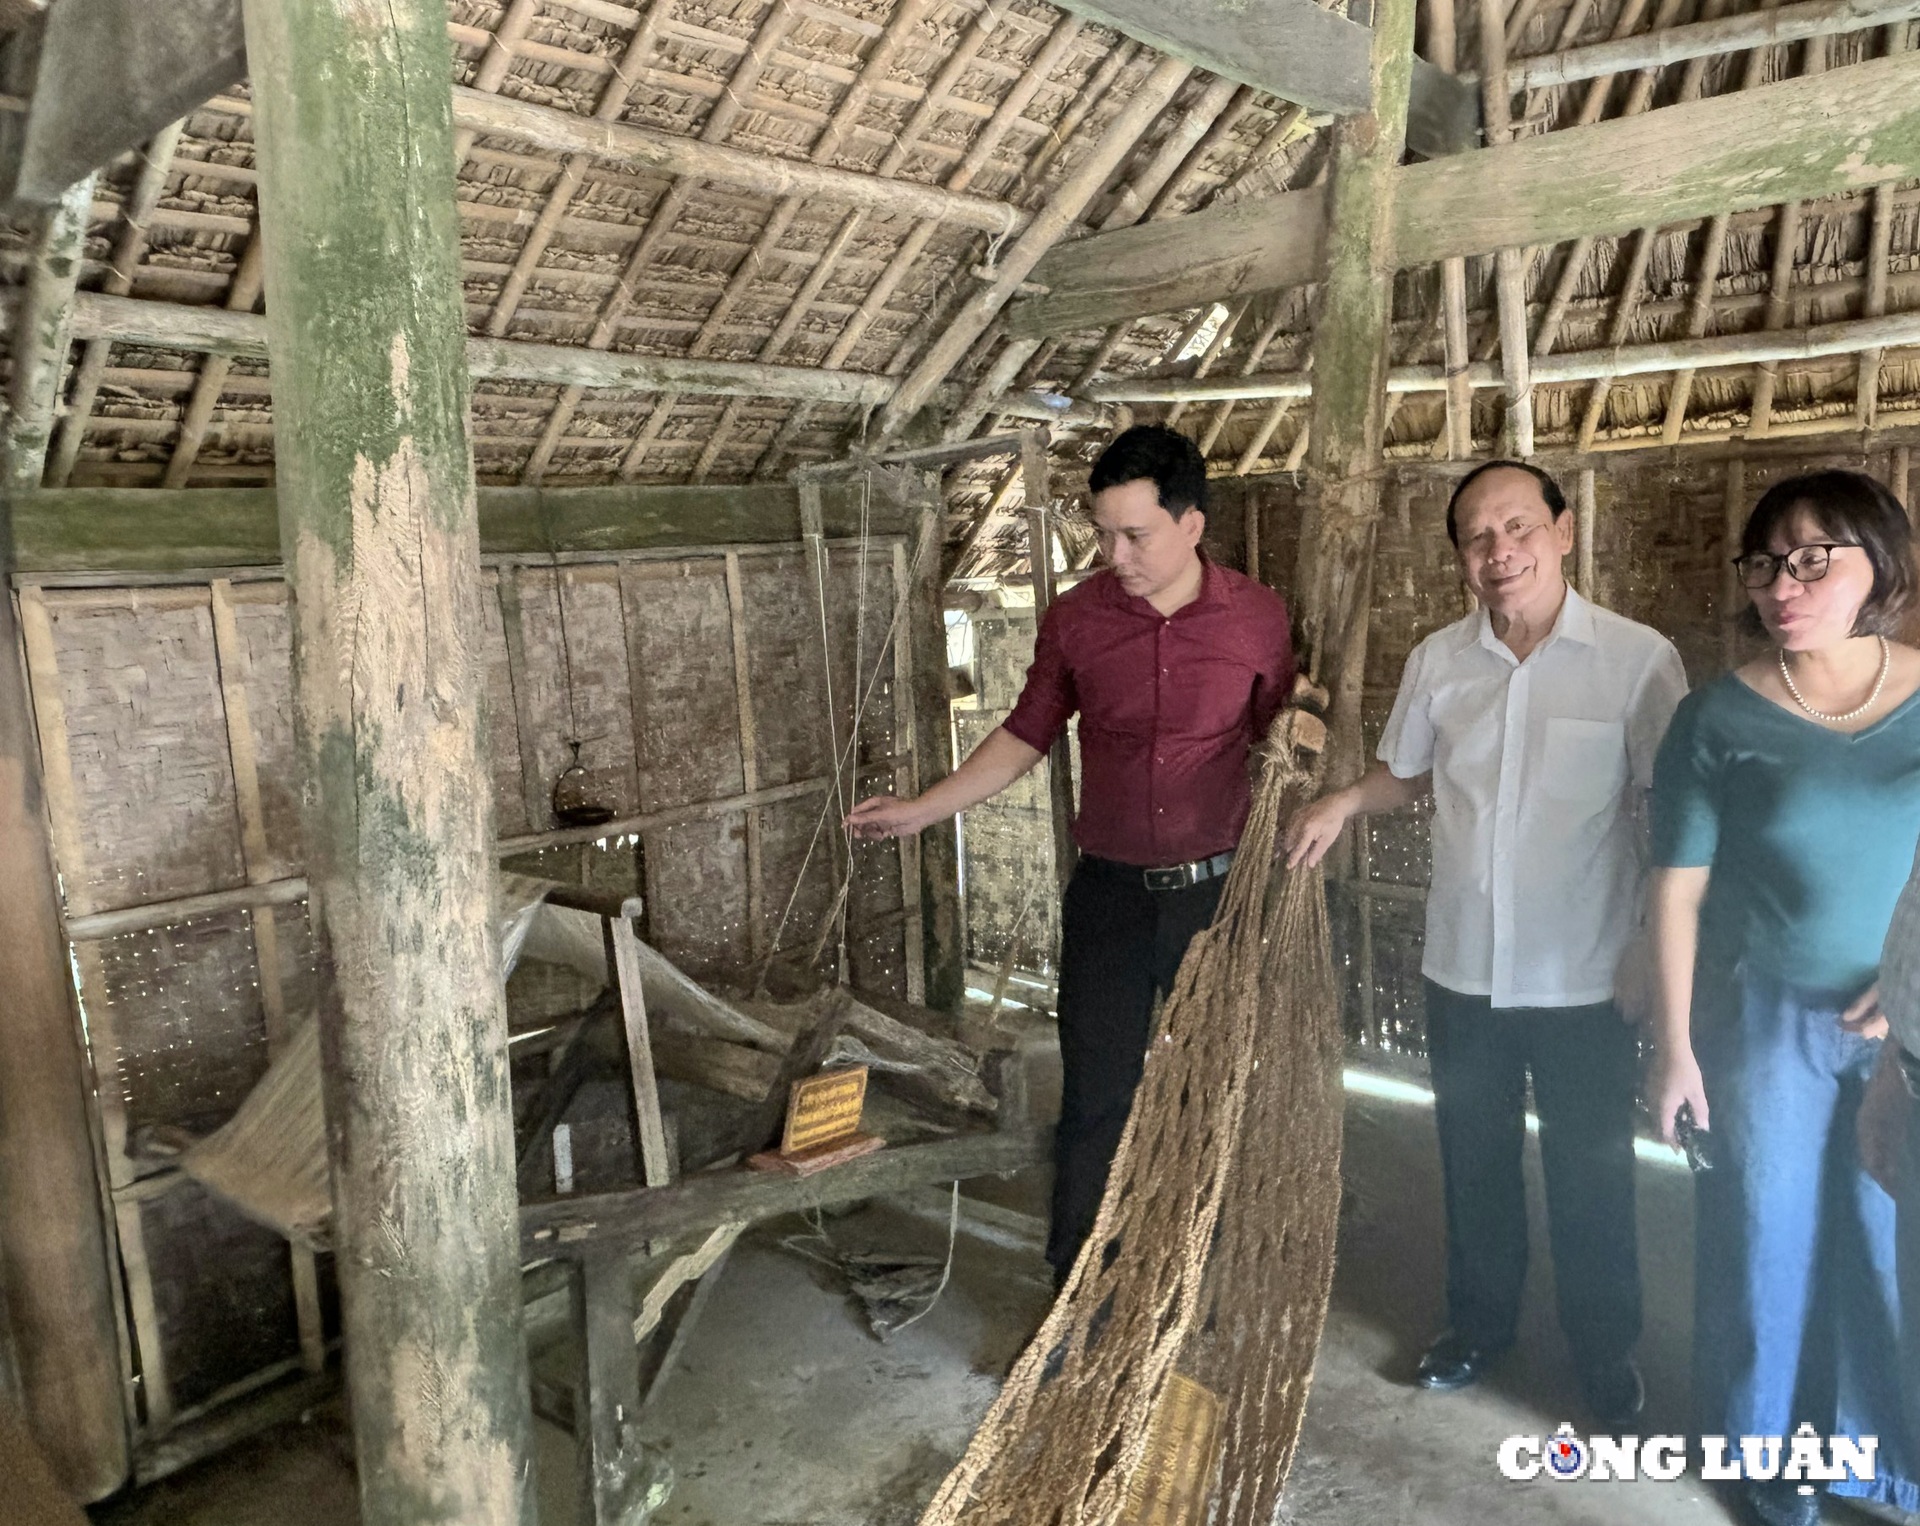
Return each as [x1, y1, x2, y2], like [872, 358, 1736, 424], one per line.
[1120, 1373, 1222, 1526]
[781, 1064, 869, 1155]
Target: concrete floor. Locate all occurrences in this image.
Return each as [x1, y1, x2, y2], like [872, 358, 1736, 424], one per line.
[89, 1074, 1825, 1526]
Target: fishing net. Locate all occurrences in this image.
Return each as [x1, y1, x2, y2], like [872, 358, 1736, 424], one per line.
[918, 708, 1343, 1526]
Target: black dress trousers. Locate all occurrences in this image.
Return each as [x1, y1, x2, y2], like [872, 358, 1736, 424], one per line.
[1423, 979, 1643, 1369]
[1046, 857, 1225, 1277]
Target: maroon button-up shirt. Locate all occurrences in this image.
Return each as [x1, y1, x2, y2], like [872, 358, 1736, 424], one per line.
[1002, 558, 1295, 868]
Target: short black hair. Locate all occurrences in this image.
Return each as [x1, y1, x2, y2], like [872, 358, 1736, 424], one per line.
[1444, 459, 1568, 546]
[1737, 469, 1915, 639]
[1088, 424, 1208, 519]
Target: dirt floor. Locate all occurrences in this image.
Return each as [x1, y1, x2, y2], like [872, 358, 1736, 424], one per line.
[88, 1070, 1842, 1526]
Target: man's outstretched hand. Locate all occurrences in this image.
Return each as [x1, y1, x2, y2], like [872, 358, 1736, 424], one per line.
[847, 794, 928, 841]
[1282, 790, 1355, 869]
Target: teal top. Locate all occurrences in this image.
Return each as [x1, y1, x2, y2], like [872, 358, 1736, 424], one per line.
[1651, 672, 1920, 994]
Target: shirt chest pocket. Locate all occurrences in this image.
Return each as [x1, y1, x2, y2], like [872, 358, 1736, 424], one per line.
[1540, 716, 1628, 808]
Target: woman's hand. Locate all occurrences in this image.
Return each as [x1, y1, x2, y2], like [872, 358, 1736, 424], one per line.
[846, 794, 927, 841]
[1858, 1048, 1911, 1195]
[1840, 982, 1891, 1041]
[1647, 1044, 1710, 1146]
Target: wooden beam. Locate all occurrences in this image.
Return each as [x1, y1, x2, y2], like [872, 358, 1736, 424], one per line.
[1006, 47, 1920, 336]
[449, 83, 1028, 237]
[0, 0, 243, 206]
[9, 481, 917, 572]
[876, 54, 1193, 438]
[1084, 304, 1920, 402]
[1293, 0, 1413, 778]
[522, 1128, 1048, 1256]
[238, 2, 533, 1523]
[0, 172, 128, 1504]
[1505, 0, 1920, 89]
[3, 176, 89, 496]
[1043, 0, 1478, 156]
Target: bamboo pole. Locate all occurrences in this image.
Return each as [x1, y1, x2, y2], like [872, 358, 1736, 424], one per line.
[1575, 467, 1597, 597]
[1477, 0, 1533, 458]
[668, 0, 942, 484]
[725, 0, 1018, 480]
[48, 120, 184, 489]
[0, 178, 131, 1500]
[1021, 435, 1077, 891]
[1506, 0, 1920, 88]
[877, 54, 1193, 438]
[1748, 37, 1827, 437]
[162, 231, 266, 490]
[237, 1, 533, 1522]
[521, 3, 804, 484]
[757, 13, 1091, 473]
[481, 3, 672, 339]
[1082, 305, 1920, 401]
[1857, 181, 1896, 427]
[448, 83, 1030, 237]
[1294, 0, 1414, 728]
[1428, 0, 1473, 460]
[1723, 456, 1747, 664]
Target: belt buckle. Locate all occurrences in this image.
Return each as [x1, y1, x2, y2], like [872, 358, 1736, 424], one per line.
[1143, 865, 1190, 892]
[1900, 1046, 1920, 1100]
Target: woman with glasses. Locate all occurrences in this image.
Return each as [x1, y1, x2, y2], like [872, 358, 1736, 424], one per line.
[1649, 469, 1920, 1526]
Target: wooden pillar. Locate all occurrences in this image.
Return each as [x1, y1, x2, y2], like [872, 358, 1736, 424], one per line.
[910, 480, 965, 1013]
[1021, 433, 1077, 891]
[237, 3, 533, 1524]
[0, 177, 131, 1500]
[1293, 0, 1416, 794]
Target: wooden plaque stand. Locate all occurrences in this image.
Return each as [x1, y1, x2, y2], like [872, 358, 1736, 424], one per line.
[748, 1064, 884, 1178]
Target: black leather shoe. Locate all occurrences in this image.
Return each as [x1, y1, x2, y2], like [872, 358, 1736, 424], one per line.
[1743, 1479, 1822, 1526]
[1415, 1331, 1506, 1390]
[1580, 1355, 1644, 1431]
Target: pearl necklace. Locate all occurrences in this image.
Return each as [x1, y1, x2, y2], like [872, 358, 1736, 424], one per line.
[1778, 635, 1890, 724]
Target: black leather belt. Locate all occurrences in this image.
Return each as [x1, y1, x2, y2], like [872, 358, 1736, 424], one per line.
[1900, 1044, 1920, 1100]
[1084, 851, 1236, 892]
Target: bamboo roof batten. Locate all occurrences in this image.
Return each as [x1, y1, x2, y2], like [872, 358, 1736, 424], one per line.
[45, 117, 184, 488]
[21, 0, 1920, 499]
[743, 3, 1090, 478]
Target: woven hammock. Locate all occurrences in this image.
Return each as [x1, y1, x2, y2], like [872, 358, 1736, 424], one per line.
[919, 709, 1343, 1526]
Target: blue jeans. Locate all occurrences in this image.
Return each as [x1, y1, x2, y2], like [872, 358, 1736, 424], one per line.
[1901, 1051, 1920, 1470]
[1694, 970, 1918, 1512]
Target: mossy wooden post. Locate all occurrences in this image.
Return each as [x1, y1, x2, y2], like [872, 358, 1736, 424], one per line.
[237, 3, 533, 1524]
[1293, 0, 1414, 800]
[0, 176, 132, 1501]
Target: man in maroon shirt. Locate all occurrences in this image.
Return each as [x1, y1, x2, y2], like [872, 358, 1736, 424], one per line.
[849, 426, 1295, 1281]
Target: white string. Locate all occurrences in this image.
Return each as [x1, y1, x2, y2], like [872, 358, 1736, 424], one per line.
[759, 494, 941, 983]
[887, 1181, 961, 1337]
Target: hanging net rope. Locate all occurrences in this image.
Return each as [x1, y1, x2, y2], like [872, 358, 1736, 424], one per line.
[918, 708, 1343, 1526]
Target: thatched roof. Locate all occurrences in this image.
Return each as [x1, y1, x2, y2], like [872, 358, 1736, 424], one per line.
[3, 0, 1916, 579]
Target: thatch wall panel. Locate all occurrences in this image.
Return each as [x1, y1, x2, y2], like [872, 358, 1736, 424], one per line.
[45, 595, 246, 911]
[622, 558, 747, 809]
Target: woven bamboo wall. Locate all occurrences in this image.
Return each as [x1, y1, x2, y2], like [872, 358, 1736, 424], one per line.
[17, 538, 915, 1435]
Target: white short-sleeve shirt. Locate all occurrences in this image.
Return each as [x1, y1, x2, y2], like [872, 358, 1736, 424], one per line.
[1378, 587, 1689, 1009]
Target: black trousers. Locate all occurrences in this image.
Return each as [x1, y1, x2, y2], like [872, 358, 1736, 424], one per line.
[1046, 859, 1224, 1275]
[1424, 980, 1643, 1368]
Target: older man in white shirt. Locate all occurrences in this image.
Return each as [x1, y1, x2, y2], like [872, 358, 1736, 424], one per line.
[1286, 460, 1688, 1431]
[1864, 860, 1920, 1466]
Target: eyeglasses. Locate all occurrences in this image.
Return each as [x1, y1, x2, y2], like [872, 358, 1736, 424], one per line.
[1730, 543, 1856, 590]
